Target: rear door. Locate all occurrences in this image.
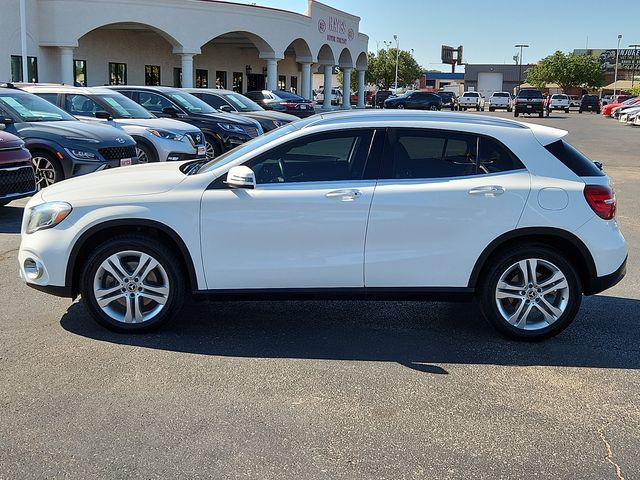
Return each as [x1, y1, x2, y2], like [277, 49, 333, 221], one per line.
[364, 128, 531, 288]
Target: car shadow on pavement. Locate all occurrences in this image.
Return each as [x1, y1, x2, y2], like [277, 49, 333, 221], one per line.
[60, 294, 640, 374]
[0, 205, 23, 234]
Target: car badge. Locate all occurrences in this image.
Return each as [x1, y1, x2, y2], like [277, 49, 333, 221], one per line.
[115, 138, 126, 144]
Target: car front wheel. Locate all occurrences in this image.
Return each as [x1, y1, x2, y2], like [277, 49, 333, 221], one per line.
[479, 246, 582, 341]
[80, 235, 185, 333]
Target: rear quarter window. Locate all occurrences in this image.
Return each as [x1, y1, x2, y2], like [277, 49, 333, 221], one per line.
[544, 140, 605, 177]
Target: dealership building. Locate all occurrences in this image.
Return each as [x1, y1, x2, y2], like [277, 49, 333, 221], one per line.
[1, 0, 370, 108]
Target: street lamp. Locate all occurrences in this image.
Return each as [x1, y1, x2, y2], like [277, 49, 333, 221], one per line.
[393, 35, 400, 92]
[514, 44, 529, 88]
[630, 43, 640, 89]
[613, 34, 622, 98]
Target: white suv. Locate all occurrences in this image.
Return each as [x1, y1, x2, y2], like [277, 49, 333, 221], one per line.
[18, 111, 627, 340]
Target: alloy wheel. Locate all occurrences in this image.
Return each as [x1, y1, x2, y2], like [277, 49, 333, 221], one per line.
[32, 156, 57, 189]
[494, 258, 569, 331]
[135, 146, 149, 164]
[93, 250, 170, 324]
[205, 141, 216, 160]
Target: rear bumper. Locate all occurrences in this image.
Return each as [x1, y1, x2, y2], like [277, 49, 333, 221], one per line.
[584, 255, 627, 295]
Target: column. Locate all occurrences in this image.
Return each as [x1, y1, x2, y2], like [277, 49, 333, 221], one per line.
[266, 59, 278, 91]
[341, 67, 352, 110]
[323, 64, 333, 111]
[181, 54, 194, 88]
[300, 62, 311, 100]
[59, 47, 74, 85]
[357, 70, 366, 108]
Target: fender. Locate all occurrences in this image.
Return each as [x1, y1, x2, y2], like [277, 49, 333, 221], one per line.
[66, 218, 199, 293]
[467, 227, 597, 288]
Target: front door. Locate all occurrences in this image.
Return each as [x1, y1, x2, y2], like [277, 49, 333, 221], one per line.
[365, 128, 531, 288]
[200, 129, 380, 290]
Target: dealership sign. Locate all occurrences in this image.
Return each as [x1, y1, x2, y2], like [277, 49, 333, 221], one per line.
[319, 15, 353, 45]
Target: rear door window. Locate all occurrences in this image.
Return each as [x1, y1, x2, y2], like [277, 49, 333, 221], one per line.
[65, 94, 102, 117]
[138, 92, 175, 113]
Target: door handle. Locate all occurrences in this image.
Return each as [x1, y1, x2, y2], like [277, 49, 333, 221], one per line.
[468, 185, 505, 197]
[325, 189, 362, 201]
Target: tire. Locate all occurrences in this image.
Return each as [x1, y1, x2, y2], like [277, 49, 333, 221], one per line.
[429, 104, 438, 111]
[204, 134, 223, 160]
[579, 110, 583, 114]
[135, 142, 158, 164]
[31, 151, 64, 190]
[476, 105, 481, 112]
[478, 245, 582, 341]
[508, 107, 512, 112]
[397, 103, 405, 109]
[539, 111, 544, 118]
[514, 111, 519, 117]
[565, 108, 569, 113]
[80, 234, 186, 333]
[489, 107, 494, 112]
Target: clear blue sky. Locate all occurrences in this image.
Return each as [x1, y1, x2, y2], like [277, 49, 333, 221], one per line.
[234, 0, 640, 70]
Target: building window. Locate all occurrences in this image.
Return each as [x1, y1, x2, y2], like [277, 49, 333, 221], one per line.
[290, 76, 298, 94]
[145, 65, 161, 86]
[196, 69, 208, 88]
[10, 55, 38, 82]
[74, 60, 87, 86]
[232, 72, 243, 93]
[278, 75, 286, 91]
[173, 67, 182, 88]
[109, 62, 127, 85]
[215, 71, 227, 89]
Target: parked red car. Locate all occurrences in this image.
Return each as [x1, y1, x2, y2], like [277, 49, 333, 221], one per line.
[0, 130, 36, 206]
[349, 90, 375, 106]
[602, 97, 639, 117]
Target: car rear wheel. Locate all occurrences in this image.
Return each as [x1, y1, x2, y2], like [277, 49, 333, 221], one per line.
[479, 245, 582, 341]
[32, 152, 63, 190]
[80, 235, 185, 333]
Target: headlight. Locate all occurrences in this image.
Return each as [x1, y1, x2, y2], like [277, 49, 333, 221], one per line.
[147, 129, 184, 141]
[65, 148, 97, 160]
[217, 123, 247, 134]
[26, 202, 72, 234]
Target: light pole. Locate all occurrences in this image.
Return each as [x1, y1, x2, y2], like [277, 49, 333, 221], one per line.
[613, 34, 622, 98]
[630, 43, 640, 89]
[393, 35, 400, 92]
[514, 44, 529, 88]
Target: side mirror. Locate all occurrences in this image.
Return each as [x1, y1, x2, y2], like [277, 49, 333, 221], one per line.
[219, 105, 233, 113]
[225, 165, 256, 189]
[1, 117, 14, 126]
[162, 107, 179, 117]
[95, 111, 113, 120]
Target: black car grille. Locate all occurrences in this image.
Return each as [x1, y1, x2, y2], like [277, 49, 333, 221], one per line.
[0, 166, 36, 198]
[244, 126, 260, 138]
[186, 132, 204, 146]
[99, 145, 137, 161]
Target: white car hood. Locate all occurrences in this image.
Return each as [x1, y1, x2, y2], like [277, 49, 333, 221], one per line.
[41, 162, 187, 203]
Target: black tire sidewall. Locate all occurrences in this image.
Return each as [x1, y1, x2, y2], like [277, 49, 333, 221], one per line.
[479, 245, 582, 341]
[80, 235, 185, 333]
[205, 134, 223, 158]
[32, 150, 64, 186]
[135, 142, 157, 163]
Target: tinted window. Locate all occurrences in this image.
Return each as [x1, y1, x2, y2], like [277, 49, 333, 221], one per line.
[65, 94, 102, 116]
[478, 137, 525, 174]
[0, 92, 74, 122]
[245, 92, 263, 101]
[138, 92, 175, 113]
[202, 93, 229, 109]
[247, 130, 373, 184]
[96, 94, 155, 119]
[34, 93, 59, 105]
[545, 140, 605, 177]
[389, 130, 477, 179]
[274, 90, 303, 100]
[493, 93, 509, 97]
[517, 90, 543, 98]
[464, 92, 479, 97]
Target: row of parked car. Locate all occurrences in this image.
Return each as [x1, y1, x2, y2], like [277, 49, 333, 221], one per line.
[602, 95, 640, 126]
[0, 83, 317, 204]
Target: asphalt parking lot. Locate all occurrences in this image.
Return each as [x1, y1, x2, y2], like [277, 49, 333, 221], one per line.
[1, 111, 639, 479]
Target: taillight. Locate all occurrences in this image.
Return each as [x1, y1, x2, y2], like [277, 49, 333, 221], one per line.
[280, 102, 297, 108]
[584, 185, 616, 220]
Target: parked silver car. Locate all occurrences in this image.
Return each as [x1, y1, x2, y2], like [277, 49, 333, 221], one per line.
[23, 85, 206, 163]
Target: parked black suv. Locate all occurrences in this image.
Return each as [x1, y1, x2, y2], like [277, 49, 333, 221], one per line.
[374, 90, 394, 108]
[435, 91, 459, 111]
[579, 95, 601, 114]
[107, 86, 263, 159]
[384, 91, 443, 110]
[0, 85, 137, 189]
[514, 89, 545, 117]
[185, 88, 298, 132]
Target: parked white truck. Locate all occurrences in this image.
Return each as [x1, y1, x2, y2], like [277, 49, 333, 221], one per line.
[488, 92, 512, 112]
[549, 94, 570, 113]
[459, 91, 484, 111]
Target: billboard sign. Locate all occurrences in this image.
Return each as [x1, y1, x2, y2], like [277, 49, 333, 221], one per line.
[574, 49, 639, 72]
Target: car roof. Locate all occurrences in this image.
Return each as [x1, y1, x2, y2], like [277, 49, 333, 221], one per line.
[183, 88, 236, 95]
[293, 110, 568, 145]
[103, 85, 180, 93]
[20, 84, 124, 95]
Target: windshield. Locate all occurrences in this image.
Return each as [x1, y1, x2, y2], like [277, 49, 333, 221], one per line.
[223, 93, 264, 112]
[197, 123, 298, 174]
[96, 93, 155, 119]
[0, 92, 75, 122]
[166, 92, 217, 114]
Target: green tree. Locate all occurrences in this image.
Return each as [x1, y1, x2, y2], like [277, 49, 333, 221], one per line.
[364, 48, 423, 89]
[525, 51, 604, 92]
[631, 85, 640, 97]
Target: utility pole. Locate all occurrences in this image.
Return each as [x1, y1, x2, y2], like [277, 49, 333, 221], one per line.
[613, 34, 622, 98]
[393, 35, 399, 92]
[515, 44, 529, 88]
[630, 43, 640, 89]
